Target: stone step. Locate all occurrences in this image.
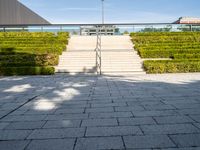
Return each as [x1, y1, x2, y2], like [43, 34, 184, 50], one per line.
[56, 67, 144, 70]
[56, 35, 145, 74]
[102, 71, 146, 75]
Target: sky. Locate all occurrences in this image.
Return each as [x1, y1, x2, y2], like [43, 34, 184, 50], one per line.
[19, 0, 200, 24]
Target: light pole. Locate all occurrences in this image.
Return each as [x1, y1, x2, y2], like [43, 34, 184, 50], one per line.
[102, 0, 105, 24]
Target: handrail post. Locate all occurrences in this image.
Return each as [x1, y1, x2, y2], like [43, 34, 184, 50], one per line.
[95, 25, 102, 75]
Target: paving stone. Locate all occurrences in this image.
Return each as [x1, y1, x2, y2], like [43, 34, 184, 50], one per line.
[86, 126, 142, 137]
[128, 101, 163, 106]
[172, 103, 200, 109]
[141, 124, 200, 135]
[189, 115, 200, 122]
[81, 119, 118, 127]
[193, 123, 200, 129]
[123, 135, 175, 149]
[163, 99, 198, 105]
[0, 130, 32, 140]
[26, 139, 75, 150]
[54, 108, 84, 114]
[0, 110, 10, 118]
[9, 110, 27, 115]
[178, 108, 200, 115]
[91, 102, 127, 107]
[59, 104, 90, 108]
[1, 103, 22, 110]
[1, 115, 47, 122]
[161, 148, 200, 150]
[118, 117, 156, 126]
[85, 107, 114, 113]
[0, 140, 30, 150]
[88, 100, 113, 104]
[46, 114, 88, 120]
[5, 121, 45, 130]
[0, 122, 10, 129]
[154, 116, 195, 124]
[132, 110, 178, 117]
[115, 106, 145, 112]
[75, 137, 124, 150]
[27, 128, 85, 139]
[170, 134, 200, 147]
[143, 104, 176, 110]
[24, 109, 56, 115]
[43, 120, 81, 128]
[89, 112, 133, 119]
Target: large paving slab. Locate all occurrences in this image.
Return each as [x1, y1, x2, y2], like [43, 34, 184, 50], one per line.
[0, 73, 200, 149]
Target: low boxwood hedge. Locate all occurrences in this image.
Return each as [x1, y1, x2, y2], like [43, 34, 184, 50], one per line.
[0, 54, 59, 66]
[0, 66, 55, 76]
[131, 32, 200, 74]
[174, 54, 200, 59]
[138, 49, 200, 58]
[144, 60, 200, 73]
[0, 32, 69, 76]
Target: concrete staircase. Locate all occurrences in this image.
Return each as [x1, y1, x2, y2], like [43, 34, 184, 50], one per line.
[55, 35, 145, 75]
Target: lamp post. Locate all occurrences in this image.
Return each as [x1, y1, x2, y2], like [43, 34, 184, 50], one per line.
[102, 0, 105, 24]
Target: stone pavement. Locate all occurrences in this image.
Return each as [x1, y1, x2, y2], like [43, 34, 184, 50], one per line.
[0, 73, 200, 150]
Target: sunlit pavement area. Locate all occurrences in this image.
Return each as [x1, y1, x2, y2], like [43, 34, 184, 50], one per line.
[0, 73, 200, 150]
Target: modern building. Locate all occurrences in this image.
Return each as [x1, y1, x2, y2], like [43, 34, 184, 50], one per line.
[80, 26, 118, 35]
[175, 17, 200, 24]
[0, 0, 50, 25]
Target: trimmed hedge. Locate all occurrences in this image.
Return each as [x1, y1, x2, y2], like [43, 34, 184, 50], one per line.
[0, 32, 69, 76]
[131, 32, 200, 59]
[144, 60, 200, 73]
[0, 66, 55, 76]
[139, 49, 200, 58]
[174, 54, 200, 59]
[131, 32, 200, 73]
[0, 54, 59, 66]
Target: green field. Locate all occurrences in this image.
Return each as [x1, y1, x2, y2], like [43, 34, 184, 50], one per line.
[0, 32, 69, 75]
[131, 32, 200, 73]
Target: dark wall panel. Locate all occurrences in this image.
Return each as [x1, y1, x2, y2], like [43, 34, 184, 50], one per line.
[0, 0, 50, 25]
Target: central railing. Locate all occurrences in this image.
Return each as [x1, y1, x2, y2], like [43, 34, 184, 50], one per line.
[1, 23, 200, 34]
[95, 26, 102, 75]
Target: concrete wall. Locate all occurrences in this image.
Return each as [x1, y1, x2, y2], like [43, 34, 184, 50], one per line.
[0, 0, 50, 25]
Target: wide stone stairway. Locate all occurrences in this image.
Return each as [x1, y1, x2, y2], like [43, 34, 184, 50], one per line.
[55, 35, 145, 75]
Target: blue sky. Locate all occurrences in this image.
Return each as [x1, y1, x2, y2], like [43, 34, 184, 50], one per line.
[20, 0, 200, 24]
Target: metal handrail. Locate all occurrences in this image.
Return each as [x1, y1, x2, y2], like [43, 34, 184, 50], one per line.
[1, 23, 200, 27]
[95, 26, 102, 75]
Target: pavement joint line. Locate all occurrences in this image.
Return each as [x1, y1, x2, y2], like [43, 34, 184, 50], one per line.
[0, 96, 38, 120]
[167, 134, 179, 148]
[73, 138, 78, 150]
[121, 136, 126, 149]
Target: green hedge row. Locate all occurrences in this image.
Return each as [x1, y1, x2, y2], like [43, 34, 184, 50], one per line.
[174, 54, 200, 59]
[0, 66, 55, 76]
[0, 54, 59, 66]
[0, 32, 69, 76]
[130, 32, 200, 37]
[138, 49, 200, 58]
[131, 32, 200, 59]
[0, 46, 65, 54]
[131, 32, 200, 74]
[144, 60, 200, 73]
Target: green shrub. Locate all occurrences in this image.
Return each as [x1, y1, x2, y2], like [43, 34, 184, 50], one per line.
[144, 60, 200, 73]
[139, 49, 200, 58]
[0, 54, 59, 66]
[131, 32, 200, 58]
[0, 32, 69, 76]
[174, 54, 200, 59]
[0, 66, 55, 76]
